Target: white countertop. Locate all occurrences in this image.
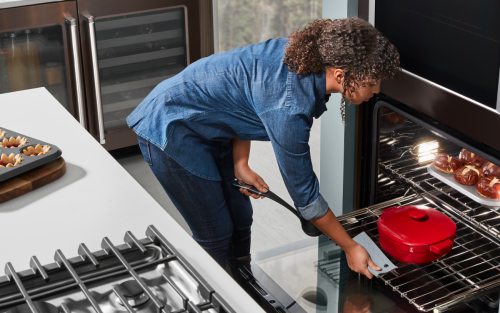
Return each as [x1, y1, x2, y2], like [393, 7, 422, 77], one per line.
[0, 88, 265, 313]
[0, 0, 62, 10]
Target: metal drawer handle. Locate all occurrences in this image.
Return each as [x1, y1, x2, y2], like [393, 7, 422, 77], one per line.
[84, 15, 106, 145]
[66, 17, 86, 128]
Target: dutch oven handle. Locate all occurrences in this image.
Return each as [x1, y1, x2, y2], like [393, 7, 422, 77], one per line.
[430, 239, 453, 254]
[232, 179, 323, 237]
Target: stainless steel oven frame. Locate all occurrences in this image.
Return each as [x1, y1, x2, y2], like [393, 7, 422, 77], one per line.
[358, 0, 500, 153]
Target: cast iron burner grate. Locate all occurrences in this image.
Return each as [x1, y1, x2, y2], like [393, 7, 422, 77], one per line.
[0, 226, 234, 313]
[324, 144, 500, 312]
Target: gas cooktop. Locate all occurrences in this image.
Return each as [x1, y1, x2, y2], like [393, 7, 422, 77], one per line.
[0, 225, 234, 313]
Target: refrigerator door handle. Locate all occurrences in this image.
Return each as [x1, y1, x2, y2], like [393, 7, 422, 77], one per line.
[65, 17, 86, 128]
[84, 14, 106, 145]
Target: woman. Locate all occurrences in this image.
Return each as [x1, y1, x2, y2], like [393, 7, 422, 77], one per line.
[127, 18, 400, 278]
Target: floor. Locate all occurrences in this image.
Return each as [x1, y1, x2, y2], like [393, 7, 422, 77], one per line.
[117, 119, 320, 254]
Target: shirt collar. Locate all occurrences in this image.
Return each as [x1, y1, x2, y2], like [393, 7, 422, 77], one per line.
[313, 70, 329, 118]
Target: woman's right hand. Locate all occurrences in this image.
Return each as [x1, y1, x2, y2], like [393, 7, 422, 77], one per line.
[234, 165, 269, 199]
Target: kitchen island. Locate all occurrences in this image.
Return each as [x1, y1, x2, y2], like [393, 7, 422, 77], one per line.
[0, 88, 265, 313]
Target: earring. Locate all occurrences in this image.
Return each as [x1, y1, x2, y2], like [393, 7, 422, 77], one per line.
[340, 97, 347, 127]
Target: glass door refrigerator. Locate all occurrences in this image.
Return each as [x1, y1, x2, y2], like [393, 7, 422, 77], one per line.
[77, 0, 214, 150]
[0, 1, 86, 127]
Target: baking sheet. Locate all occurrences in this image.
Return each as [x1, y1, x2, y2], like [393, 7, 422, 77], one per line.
[427, 163, 500, 207]
[0, 127, 62, 183]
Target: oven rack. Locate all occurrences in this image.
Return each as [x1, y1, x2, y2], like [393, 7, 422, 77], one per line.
[380, 147, 500, 245]
[333, 190, 500, 312]
[0, 226, 234, 313]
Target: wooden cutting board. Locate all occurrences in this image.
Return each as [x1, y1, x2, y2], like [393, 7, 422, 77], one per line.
[0, 157, 66, 203]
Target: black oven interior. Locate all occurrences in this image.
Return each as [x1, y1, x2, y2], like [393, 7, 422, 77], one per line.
[228, 94, 500, 313]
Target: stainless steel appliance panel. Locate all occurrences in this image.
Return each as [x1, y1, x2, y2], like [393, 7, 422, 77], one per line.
[0, 2, 86, 126]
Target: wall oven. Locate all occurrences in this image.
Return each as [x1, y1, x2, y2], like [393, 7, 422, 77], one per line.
[227, 1, 500, 312]
[0, 0, 213, 151]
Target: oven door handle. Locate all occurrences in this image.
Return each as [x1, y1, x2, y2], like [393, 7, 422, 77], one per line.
[84, 14, 106, 145]
[65, 17, 86, 128]
[232, 179, 323, 237]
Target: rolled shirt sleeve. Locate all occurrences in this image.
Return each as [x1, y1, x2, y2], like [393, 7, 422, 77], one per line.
[259, 107, 329, 220]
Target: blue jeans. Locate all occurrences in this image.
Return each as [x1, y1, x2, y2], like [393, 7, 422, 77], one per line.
[137, 136, 253, 267]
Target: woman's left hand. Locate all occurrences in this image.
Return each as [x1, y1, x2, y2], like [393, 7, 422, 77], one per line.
[234, 165, 269, 199]
[344, 242, 380, 279]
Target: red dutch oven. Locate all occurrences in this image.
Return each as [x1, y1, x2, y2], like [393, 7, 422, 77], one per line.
[377, 205, 456, 264]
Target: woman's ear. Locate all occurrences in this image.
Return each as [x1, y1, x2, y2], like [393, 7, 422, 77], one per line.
[333, 68, 344, 84]
[325, 67, 345, 94]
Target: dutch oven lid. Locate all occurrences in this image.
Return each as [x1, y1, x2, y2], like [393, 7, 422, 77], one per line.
[377, 205, 456, 248]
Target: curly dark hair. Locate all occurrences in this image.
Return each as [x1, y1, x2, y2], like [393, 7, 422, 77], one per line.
[283, 18, 401, 124]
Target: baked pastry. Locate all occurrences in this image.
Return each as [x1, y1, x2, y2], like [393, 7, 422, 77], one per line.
[476, 177, 500, 199]
[22, 144, 51, 156]
[459, 149, 486, 167]
[0, 153, 22, 167]
[0, 129, 5, 139]
[433, 154, 462, 174]
[0, 136, 27, 148]
[482, 162, 500, 178]
[454, 165, 484, 186]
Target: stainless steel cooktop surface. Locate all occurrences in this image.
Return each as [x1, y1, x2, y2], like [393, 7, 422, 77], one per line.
[0, 226, 233, 313]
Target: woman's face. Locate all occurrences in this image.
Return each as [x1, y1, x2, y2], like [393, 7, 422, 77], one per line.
[347, 79, 381, 105]
[325, 68, 381, 104]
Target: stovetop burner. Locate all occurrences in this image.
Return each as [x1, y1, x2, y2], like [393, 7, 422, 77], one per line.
[0, 226, 234, 313]
[117, 280, 150, 307]
[101, 279, 169, 313]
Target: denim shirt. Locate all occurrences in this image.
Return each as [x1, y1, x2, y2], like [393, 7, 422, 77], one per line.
[127, 38, 330, 220]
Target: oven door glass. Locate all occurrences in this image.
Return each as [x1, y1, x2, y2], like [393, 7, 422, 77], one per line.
[375, 0, 500, 109]
[94, 7, 188, 131]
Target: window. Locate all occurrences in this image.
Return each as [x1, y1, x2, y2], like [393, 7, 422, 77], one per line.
[217, 0, 322, 53]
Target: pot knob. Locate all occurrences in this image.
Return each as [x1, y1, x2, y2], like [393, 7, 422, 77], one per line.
[409, 208, 427, 221]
